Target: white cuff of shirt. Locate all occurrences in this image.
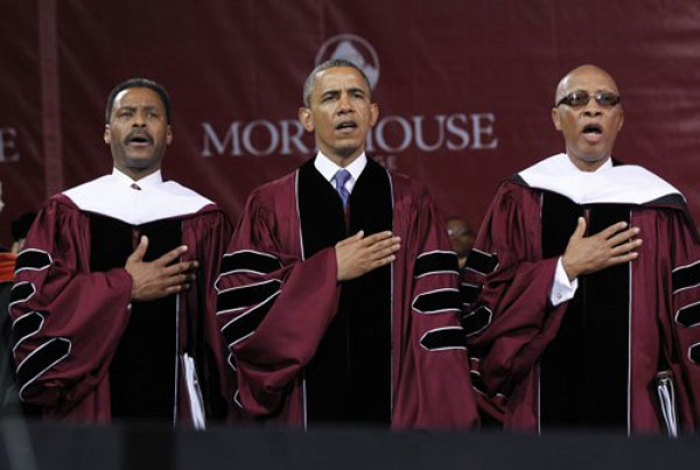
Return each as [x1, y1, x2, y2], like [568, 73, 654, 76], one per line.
[549, 257, 578, 306]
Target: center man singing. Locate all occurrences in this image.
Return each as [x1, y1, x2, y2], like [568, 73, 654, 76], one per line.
[215, 59, 478, 428]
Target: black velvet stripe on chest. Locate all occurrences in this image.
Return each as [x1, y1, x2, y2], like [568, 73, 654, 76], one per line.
[539, 193, 630, 430]
[297, 158, 393, 426]
[89, 214, 181, 423]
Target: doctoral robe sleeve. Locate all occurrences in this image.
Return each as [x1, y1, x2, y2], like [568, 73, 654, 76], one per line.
[9, 197, 132, 411]
[461, 183, 568, 404]
[661, 211, 700, 430]
[215, 190, 341, 418]
[392, 185, 479, 429]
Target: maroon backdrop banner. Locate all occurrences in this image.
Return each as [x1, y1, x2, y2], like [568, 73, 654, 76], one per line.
[2, 0, 699, 246]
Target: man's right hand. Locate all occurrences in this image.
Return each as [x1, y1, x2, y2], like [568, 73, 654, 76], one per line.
[561, 217, 642, 281]
[125, 236, 199, 301]
[335, 230, 401, 281]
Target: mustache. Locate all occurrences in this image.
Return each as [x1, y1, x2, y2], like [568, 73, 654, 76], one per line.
[124, 130, 154, 144]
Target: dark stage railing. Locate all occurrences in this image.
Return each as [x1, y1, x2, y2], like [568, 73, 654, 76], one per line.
[1, 419, 699, 470]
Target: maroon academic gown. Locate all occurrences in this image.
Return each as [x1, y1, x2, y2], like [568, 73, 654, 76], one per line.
[216, 158, 479, 429]
[9, 190, 231, 424]
[462, 159, 700, 434]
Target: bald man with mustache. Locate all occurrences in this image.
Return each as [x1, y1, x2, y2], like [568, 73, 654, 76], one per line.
[462, 65, 700, 434]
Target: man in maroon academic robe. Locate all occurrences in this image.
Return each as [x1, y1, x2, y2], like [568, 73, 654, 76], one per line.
[215, 60, 479, 429]
[463, 65, 700, 434]
[9, 79, 231, 426]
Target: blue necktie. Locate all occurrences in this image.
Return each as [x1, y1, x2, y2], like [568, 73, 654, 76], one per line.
[333, 169, 351, 209]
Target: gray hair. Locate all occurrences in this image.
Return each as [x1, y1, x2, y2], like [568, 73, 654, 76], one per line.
[302, 59, 372, 107]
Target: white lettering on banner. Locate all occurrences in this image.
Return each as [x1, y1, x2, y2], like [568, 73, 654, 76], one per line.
[202, 121, 311, 157]
[202, 122, 241, 157]
[0, 128, 20, 162]
[471, 113, 498, 149]
[413, 115, 447, 152]
[242, 120, 278, 156]
[280, 120, 307, 155]
[201, 113, 498, 157]
[446, 114, 469, 150]
[371, 116, 413, 153]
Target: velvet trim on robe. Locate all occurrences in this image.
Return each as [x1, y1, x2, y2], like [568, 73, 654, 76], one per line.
[539, 194, 630, 429]
[9, 192, 232, 425]
[87, 215, 181, 422]
[216, 157, 479, 429]
[462, 162, 700, 434]
[297, 158, 393, 425]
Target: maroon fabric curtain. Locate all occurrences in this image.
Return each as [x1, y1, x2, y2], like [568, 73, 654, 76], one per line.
[2, 0, 699, 245]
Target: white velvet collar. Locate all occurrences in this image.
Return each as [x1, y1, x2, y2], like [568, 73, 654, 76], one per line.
[518, 153, 682, 205]
[63, 169, 213, 225]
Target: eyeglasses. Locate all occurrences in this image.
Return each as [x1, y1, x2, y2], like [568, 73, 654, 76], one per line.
[556, 90, 621, 108]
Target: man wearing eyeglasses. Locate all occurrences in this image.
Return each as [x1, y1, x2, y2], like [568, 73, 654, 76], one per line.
[462, 64, 700, 434]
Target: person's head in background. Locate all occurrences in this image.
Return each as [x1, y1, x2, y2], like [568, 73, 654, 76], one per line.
[446, 216, 475, 269]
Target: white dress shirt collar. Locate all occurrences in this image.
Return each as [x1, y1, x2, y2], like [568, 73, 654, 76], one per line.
[111, 167, 163, 189]
[314, 152, 367, 193]
[563, 154, 613, 174]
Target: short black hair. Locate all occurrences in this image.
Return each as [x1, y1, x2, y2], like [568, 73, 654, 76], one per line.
[302, 59, 373, 108]
[105, 78, 172, 124]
